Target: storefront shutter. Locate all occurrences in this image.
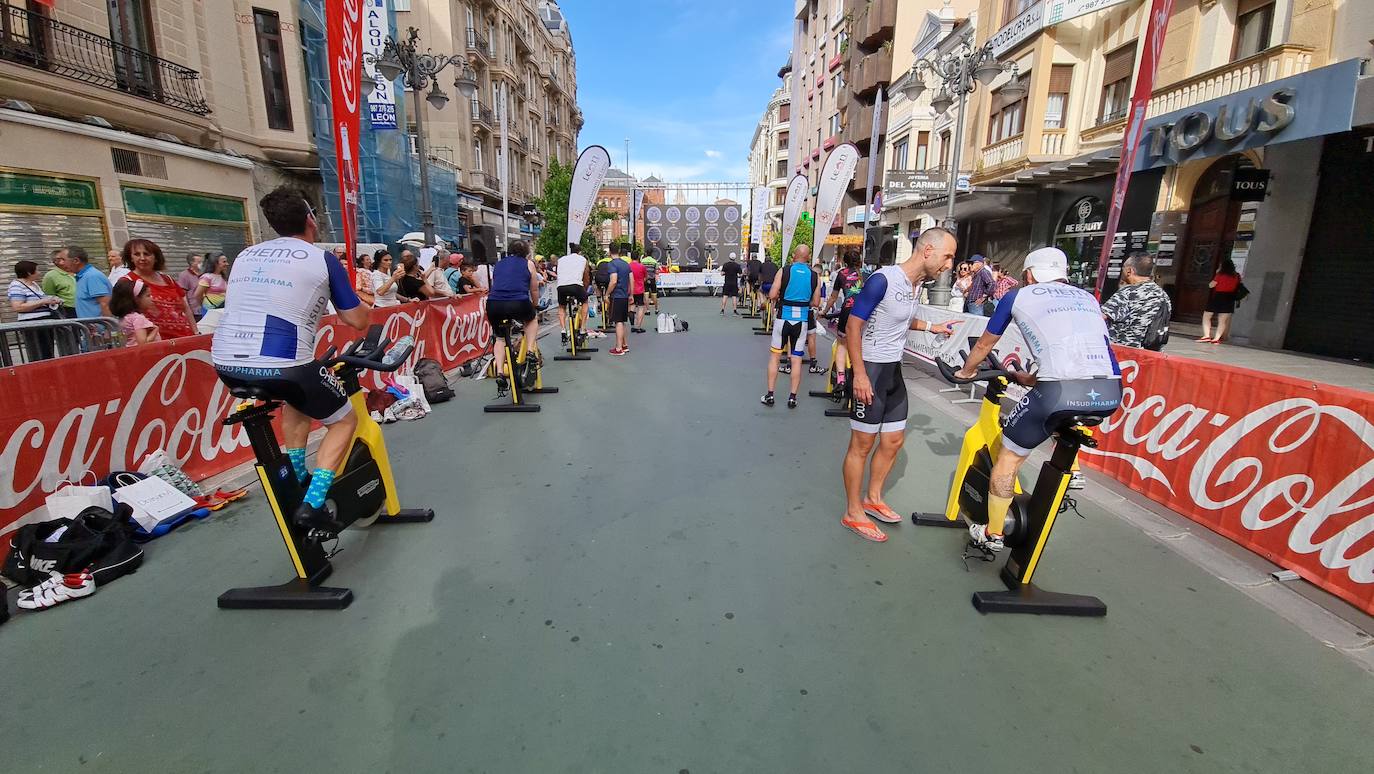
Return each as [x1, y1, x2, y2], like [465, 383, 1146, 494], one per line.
[123, 219, 251, 272]
[0, 212, 109, 322]
[1103, 43, 1136, 86]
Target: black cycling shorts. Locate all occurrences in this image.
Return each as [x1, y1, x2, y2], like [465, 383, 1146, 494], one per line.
[609, 297, 631, 323]
[215, 361, 352, 425]
[633, 293, 646, 306]
[851, 360, 908, 434]
[723, 282, 739, 296]
[645, 279, 657, 293]
[836, 307, 852, 337]
[486, 298, 536, 336]
[1001, 378, 1122, 455]
[556, 285, 587, 306]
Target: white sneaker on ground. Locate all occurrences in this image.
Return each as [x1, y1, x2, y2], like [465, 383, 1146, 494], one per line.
[967, 523, 1004, 552]
[18, 571, 96, 610]
[1068, 470, 1086, 490]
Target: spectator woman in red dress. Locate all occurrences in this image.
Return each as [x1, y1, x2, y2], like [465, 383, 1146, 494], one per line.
[1200, 257, 1242, 344]
[116, 239, 198, 339]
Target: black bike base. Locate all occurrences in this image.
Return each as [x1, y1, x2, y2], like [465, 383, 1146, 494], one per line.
[752, 329, 770, 335]
[808, 389, 832, 398]
[824, 407, 850, 417]
[383, 507, 434, 523]
[972, 584, 1107, 617]
[485, 403, 540, 413]
[218, 579, 354, 610]
[912, 512, 967, 528]
[742, 313, 760, 319]
[527, 387, 559, 394]
[554, 354, 591, 361]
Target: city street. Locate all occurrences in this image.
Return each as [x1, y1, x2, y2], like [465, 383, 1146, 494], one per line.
[2, 298, 1370, 773]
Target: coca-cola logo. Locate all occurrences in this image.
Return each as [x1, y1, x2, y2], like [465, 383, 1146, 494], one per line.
[1086, 359, 1374, 584]
[333, 0, 362, 114]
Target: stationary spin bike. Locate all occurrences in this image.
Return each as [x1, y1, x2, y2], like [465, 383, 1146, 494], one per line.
[807, 312, 852, 418]
[554, 294, 596, 362]
[485, 316, 557, 413]
[913, 356, 1107, 617]
[219, 326, 435, 610]
[752, 287, 774, 336]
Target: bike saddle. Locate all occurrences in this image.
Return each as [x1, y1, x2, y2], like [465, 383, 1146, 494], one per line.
[1050, 415, 1102, 447]
[228, 384, 278, 401]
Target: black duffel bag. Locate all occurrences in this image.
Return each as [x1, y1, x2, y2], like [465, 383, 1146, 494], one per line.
[3, 505, 136, 588]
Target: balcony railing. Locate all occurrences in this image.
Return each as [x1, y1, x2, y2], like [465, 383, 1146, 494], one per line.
[1146, 44, 1314, 118]
[465, 28, 492, 62]
[470, 98, 494, 130]
[1040, 128, 1066, 156]
[980, 135, 1025, 171]
[0, 6, 209, 115]
[483, 171, 502, 192]
[545, 111, 560, 127]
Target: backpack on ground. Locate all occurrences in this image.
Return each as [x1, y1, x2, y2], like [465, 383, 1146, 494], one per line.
[1141, 301, 1171, 351]
[413, 358, 454, 403]
[672, 315, 688, 333]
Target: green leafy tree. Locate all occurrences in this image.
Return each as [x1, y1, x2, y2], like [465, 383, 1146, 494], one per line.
[766, 218, 815, 265]
[533, 159, 613, 260]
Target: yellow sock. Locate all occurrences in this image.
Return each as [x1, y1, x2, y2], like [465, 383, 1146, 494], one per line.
[987, 495, 1012, 536]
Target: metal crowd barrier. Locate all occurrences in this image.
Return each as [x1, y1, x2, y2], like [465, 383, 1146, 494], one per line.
[0, 317, 125, 366]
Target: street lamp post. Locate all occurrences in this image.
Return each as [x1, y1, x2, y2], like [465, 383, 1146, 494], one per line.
[902, 41, 1023, 307]
[361, 27, 479, 247]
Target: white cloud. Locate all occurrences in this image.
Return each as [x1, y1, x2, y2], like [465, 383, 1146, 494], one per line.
[704, 149, 722, 159]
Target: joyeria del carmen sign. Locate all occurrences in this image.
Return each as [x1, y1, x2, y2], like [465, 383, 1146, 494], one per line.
[0, 295, 491, 539]
[1083, 349, 1374, 615]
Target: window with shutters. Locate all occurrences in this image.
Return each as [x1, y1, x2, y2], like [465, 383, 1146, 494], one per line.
[253, 9, 293, 130]
[779, 103, 791, 122]
[473, 139, 484, 172]
[1044, 65, 1073, 129]
[1233, 1, 1274, 61]
[776, 159, 788, 179]
[915, 131, 929, 170]
[987, 74, 1028, 144]
[775, 188, 786, 206]
[938, 130, 951, 169]
[778, 130, 789, 150]
[893, 137, 909, 170]
[1099, 42, 1135, 125]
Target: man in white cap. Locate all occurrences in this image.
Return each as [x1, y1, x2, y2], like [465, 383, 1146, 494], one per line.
[952, 246, 1123, 552]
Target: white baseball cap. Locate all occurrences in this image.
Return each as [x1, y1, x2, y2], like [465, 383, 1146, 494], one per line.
[1023, 247, 1068, 283]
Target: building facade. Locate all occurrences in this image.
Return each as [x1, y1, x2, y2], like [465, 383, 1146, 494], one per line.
[593, 169, 665, 248]
[0, 0, 318, 319]
[396, 0, 582, 248]
[746, 79, 792, 240]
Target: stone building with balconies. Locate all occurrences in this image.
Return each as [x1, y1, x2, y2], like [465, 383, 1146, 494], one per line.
[747, 78, 792, 238]
[0, 0, 316, 306]
[398, 0, 581, 250]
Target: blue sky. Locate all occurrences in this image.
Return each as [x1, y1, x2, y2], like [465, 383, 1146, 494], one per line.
[561, 0, 792, 182]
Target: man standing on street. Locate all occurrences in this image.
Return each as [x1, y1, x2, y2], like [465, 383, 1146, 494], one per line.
[720, 253, 742, 315]
[761, 245, 819, 409]
[964, 254, 994, 316]
[605, 244, 632, 356]
[840, 228, 957, 543]
[69, 246, 112, 319]
[746, 253, 763, 310]
[42, 248, 76, 318]
[629, 249, 648, 334]
[1102, 250, 1172, 348]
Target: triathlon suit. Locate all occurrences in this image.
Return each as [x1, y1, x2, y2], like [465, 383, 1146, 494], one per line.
[986, 283, 1123, 455]
[771, 263, 816, 357]
[846, 265, 917, 434]
[211, 236, 361, 424]
[721, 260, 741, 297]
[832, 266, 864, 337]
[608, 257, 632, 324]
[556, 252, 588, 306]
[486, 255, 535, 335]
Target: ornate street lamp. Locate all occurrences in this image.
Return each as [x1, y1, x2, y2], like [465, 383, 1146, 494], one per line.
[902, 40, 1022, 305]
[362, 27, 479, 246]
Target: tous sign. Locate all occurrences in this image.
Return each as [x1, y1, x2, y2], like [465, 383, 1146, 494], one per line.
[1144, 88, 1296, 163]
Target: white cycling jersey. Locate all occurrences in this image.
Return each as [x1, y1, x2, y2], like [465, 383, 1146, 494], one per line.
[211, 237, 360, 368]
[556, 253, 588, 287]
[987, 282, 1121, 381]
[848, 265, 919, 363]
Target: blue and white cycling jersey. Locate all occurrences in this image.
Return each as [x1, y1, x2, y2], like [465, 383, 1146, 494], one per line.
[777, 262, 815, 323]
[848, 265, 919, 363]
[986, 283, 1120, 381]
[211, 237, 360, 368]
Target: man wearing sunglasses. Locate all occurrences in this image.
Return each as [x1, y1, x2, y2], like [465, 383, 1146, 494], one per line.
[211, 187, 373, 532]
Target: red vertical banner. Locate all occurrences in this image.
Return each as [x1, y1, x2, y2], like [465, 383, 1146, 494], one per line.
[326, 0, 363, 278]
[1094, 0, 1175, 298]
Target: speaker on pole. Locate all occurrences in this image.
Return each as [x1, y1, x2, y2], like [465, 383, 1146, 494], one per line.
[864, 225, 897, 266]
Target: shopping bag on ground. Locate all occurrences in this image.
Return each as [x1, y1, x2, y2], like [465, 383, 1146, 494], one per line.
[137, 449, 206, 497]
[44, 474, 114, 521]
[112, 475, 199, 532]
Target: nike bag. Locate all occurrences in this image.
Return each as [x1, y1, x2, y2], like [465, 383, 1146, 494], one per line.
[3, 507, 125, 587]
[414, 358, 454, 403]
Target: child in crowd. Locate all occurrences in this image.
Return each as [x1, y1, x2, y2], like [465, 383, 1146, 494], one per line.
[110, 279, 162, 346]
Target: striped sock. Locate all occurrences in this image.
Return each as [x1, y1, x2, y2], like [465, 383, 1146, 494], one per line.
[285, 448, 307, 484]
[303, 468, 335, 509]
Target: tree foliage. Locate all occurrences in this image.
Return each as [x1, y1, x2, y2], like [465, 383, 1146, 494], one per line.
[765, 218, 815, 266]
[533, 159, 613, 260]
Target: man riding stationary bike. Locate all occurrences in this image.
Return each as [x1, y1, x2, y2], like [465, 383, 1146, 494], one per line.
[212, 188, 372, 534]
[556, 242, 591, 347]
[953, 246, 1123, 552]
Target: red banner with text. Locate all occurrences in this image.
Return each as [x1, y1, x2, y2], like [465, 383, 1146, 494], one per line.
[1083, 348, 1374, 615]
[326, 0, 363, 266]
[0, 296, 491, 539]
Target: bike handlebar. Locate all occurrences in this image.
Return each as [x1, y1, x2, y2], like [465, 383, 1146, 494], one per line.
[321, 325, 413, 373]
[936, 354, 1010, 385]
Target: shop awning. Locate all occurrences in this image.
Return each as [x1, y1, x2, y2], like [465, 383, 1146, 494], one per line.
[912, 186, 1033, 220]
[825, 234, 863, 245]
[988, 147, 1122, 186]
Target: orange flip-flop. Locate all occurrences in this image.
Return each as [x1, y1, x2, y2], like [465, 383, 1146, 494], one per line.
[214, 487, 249, 503]
[841, 516, 888, 543]
[862, 501, 902, 524]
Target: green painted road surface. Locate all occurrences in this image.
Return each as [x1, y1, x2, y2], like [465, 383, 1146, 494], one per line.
[2, 298, 1371, 773]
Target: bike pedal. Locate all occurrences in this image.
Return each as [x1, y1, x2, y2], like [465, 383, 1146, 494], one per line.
[961, 541, 998, 570]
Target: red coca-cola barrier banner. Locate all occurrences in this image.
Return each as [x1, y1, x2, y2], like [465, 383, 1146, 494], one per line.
[1083, 348, 1374, 615]
[0, 296, 491, 539]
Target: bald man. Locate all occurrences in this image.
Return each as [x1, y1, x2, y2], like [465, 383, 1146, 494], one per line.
[761, 245, 819, 409]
